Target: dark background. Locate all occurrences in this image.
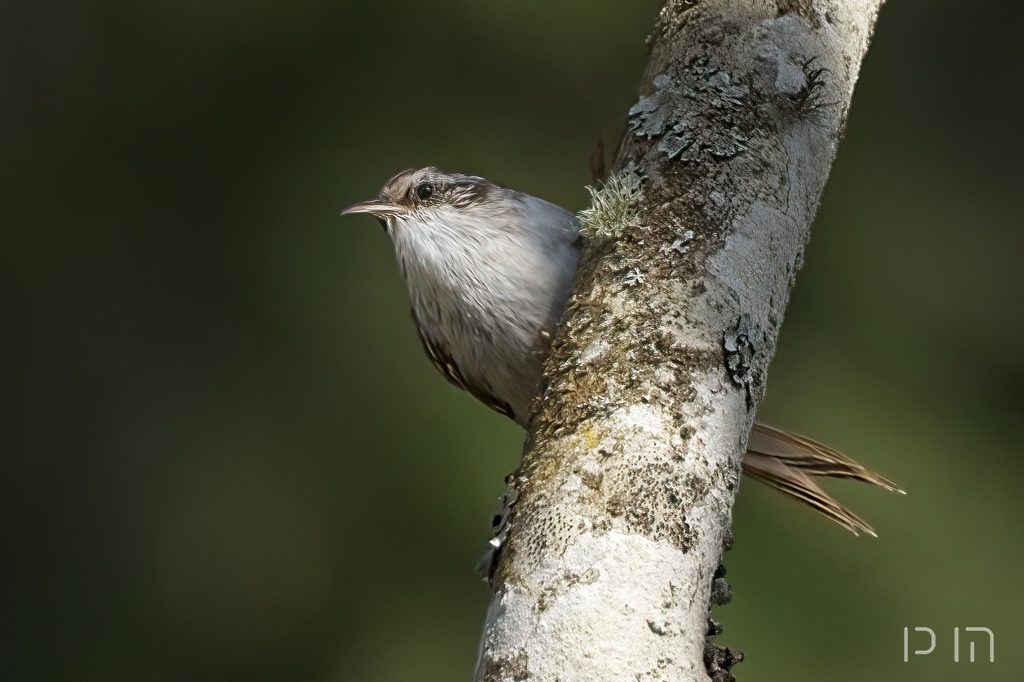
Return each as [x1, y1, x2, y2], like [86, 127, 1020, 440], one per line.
[4, 1, 1022, 680]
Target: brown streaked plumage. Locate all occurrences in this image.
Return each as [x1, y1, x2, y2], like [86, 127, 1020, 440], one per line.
[414, 314, 516, 420]
[744, 423, 903, 536]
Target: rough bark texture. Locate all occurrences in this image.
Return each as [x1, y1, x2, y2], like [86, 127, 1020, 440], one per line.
[476, 1, 885, 680]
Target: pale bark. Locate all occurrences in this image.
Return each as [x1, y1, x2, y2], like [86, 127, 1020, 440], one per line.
[476, 2, 885, 681]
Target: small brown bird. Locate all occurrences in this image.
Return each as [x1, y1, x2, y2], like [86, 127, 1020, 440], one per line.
[344, 167, 902, 536]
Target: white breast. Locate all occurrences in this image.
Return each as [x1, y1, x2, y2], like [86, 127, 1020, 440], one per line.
[390, 192, 580, 425]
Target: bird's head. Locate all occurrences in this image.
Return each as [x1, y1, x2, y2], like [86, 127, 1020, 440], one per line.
[341, 166, 503, 235]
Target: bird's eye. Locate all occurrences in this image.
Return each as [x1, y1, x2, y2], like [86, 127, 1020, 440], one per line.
[416, 182, 434, 201]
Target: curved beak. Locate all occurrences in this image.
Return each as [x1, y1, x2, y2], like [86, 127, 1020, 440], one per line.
[341, 200, 402, 217]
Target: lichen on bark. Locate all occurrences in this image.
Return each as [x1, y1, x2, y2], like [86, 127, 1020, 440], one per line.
[476, 2, 886, 680]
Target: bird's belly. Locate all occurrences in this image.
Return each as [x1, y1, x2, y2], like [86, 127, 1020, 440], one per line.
[457, 325, 545, 427]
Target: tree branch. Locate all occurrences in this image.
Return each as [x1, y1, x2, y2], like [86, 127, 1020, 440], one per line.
[476, 1, 885, 680]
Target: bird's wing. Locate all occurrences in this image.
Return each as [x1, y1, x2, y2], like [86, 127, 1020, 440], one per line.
[412, 314, 516, 421]
[742, 422, 904, 537]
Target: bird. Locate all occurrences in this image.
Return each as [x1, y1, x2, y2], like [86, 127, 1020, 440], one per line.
[342, 166, 902, 536]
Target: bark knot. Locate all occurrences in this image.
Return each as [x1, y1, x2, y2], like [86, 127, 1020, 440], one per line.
[723, 317, 757, 409]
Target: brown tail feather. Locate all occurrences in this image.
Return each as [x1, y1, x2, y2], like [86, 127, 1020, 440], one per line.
[742, 422, 904, 536]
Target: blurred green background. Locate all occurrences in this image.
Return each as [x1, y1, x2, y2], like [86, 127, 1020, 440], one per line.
[3, 1, 1022, 680]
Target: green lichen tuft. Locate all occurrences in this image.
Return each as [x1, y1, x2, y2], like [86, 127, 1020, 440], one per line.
[577, 168, 644, 241]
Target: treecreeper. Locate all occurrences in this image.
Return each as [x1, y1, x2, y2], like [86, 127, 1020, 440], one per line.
[343, 166, 903, 536]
